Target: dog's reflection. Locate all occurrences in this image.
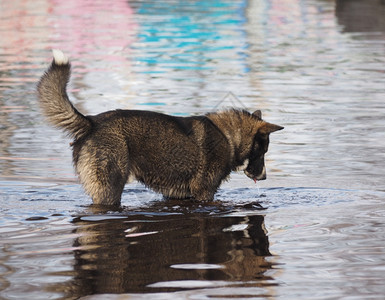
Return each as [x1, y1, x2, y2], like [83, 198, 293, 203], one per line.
[52, 206, 272, 297]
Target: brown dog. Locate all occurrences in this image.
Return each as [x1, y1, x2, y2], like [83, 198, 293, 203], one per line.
[37, 50, 283, 206]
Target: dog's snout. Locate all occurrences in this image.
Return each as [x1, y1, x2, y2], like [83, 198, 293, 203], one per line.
[255, 166, 266, 181]
[257, 173, 266, 181]
[245, 165, 267, 182]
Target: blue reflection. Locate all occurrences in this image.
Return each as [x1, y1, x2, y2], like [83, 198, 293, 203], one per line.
[130, 0, 248, 73]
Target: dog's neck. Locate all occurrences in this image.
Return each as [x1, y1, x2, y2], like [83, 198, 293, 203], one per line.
[207, 110, 259, 166]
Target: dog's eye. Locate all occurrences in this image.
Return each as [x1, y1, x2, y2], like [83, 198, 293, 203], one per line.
[253, 135, 269, 155]
[253, 135, 263, 147]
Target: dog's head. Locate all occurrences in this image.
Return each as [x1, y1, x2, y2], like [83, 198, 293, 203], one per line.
[244, 110, 283, 182]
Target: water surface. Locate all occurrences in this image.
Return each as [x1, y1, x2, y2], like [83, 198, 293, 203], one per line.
[1, 0, 385, 299]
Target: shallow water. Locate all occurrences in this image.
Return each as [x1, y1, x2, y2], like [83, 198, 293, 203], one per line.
[1, 0, 385, 299]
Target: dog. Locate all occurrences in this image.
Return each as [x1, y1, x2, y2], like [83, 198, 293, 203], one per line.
[37, 50, 283, 206]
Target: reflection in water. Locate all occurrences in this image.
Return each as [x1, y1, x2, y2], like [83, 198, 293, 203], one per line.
[51, 211, 271, 296]
[336, 0, 385, 34]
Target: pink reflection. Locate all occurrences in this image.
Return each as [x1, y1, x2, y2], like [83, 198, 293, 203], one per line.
[48, 0, 138, 62]
[268, 0, 335, 33]
[0, 0, 137, 67]
[0, 0, 139, 113]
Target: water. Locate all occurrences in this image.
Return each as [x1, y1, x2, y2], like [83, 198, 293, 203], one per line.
[1, 0, 385, 299]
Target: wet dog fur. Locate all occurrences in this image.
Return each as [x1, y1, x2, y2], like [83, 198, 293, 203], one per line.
[37, 50, 283, 206]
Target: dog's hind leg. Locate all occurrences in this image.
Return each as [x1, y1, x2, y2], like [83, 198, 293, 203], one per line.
[75, 145, 129, 206]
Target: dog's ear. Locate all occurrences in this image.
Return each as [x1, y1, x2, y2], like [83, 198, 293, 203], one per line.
[252, 110, 262, 119]
[258, 121, 284, 135]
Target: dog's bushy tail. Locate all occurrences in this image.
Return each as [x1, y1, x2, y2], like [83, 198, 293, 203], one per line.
[37, 50, 92, 140]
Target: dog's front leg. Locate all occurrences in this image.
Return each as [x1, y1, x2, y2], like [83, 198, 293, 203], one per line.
[191, 187, 216, 202]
